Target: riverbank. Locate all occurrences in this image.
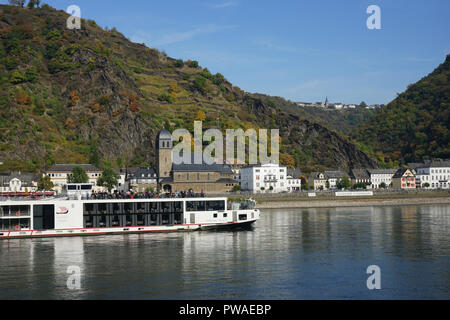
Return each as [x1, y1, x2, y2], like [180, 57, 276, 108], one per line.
[249, 192, 450, 209]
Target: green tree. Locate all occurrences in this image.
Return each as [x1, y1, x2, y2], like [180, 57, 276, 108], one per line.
[38, 175, 54, 191]
[97, 168, 120, 192]
[193, 76, 207, 93]
[337, 176, 351, 190]
[67, 166, 89, 183]
[174, 59, 184, 68]
[379, 182, 387, 189]
[116, 157, 123, 168]
[189, 60, 199, 68]
[352, 182, 367, 190]
[9, 70, 26, 84]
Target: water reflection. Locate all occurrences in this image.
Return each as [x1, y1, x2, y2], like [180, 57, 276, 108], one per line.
[0, 204, 449, 299]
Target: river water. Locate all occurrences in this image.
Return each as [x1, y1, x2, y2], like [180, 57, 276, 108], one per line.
[0, 204, 449, 300]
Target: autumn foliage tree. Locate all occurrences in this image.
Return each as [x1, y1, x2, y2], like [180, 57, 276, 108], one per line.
[16, 91, 31, 105]
[195, 110, 206, 121]
[122, 92, 140, 112]
[65, 117, 76, 129]
[280, 153, 295, 168]
[69, 90, 79, 107]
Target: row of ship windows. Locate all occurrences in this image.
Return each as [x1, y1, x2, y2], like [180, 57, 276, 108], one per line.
[83, 201, 226, 215]
[83, 213, 183, 228]
[84, 202, 183, 215]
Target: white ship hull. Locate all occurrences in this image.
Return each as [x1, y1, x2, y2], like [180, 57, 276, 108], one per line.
[0, 197, 259, 240]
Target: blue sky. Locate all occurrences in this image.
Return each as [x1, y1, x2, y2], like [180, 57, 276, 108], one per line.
[8, 0, 450, 105]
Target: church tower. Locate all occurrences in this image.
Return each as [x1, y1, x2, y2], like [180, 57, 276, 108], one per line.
[157, 129, 173, 179]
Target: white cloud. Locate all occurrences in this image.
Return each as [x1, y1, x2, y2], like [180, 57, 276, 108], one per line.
[131, 24, 237, 47]
[206, 1, 239, 8]
[285, 80, 326, 94]
[252, 39, 320, 55]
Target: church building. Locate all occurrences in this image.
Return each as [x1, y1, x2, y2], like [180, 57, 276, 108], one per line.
[156, 129, 238, 193]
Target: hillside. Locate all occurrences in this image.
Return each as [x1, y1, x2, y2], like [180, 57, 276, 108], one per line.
[0, 4, 377, 173]
[252, 94, 377, 136]
[352, 55, 450, 165]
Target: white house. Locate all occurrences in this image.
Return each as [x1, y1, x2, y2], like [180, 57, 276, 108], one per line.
[287, 168, 303, 192]
[308, 172, 328, 190]
[415, 161, 450, 189]
[368, 169, 397, 189]
[0, 172, 38, 194]
[113, 168, 128, 192]
[128, 167, 158, 193]
[45, 164, 103, 194]
[324, 171, 346, 189]
[240, 163, 294, 193]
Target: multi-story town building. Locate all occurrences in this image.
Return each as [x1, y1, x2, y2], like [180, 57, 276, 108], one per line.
[324, 171, 346, 189]
[368, 169, 397, 189]
[307, 171, 347, 190]
[156, 130, 239, 193]
[45, 164, 103, 194]
[165, 162, 237, 193]
[349, 169, 371, 187]
[286, 168, 303, 192]
[213, 158, 246, 183]
[414, 160, 450, 189]
[0, 172, 38, 194]
[127, 167, 158, 193]
[392, 169, 416, 190]
[240, 163, 295, 193]
[112, 167, 140, 192]
[308, 172, 328, 191]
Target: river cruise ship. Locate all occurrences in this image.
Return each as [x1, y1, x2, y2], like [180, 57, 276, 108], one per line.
[0, 194, 260, 240]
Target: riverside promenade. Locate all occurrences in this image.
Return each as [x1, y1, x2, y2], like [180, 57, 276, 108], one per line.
[216, 190, 450, 209]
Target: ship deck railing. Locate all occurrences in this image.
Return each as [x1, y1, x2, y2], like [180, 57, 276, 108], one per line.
[0, 192, 216, 202]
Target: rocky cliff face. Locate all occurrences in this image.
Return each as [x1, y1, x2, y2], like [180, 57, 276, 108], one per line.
[0, 4, 377, 172]
[243, 96, 377, 170]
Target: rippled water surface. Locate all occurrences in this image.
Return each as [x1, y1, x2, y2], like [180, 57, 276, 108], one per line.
[0, 204, 449, 300]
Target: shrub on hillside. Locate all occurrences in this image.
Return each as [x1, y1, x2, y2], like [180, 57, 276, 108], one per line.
[188, 60, 199, 68]
[174, 59, 184, 68]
